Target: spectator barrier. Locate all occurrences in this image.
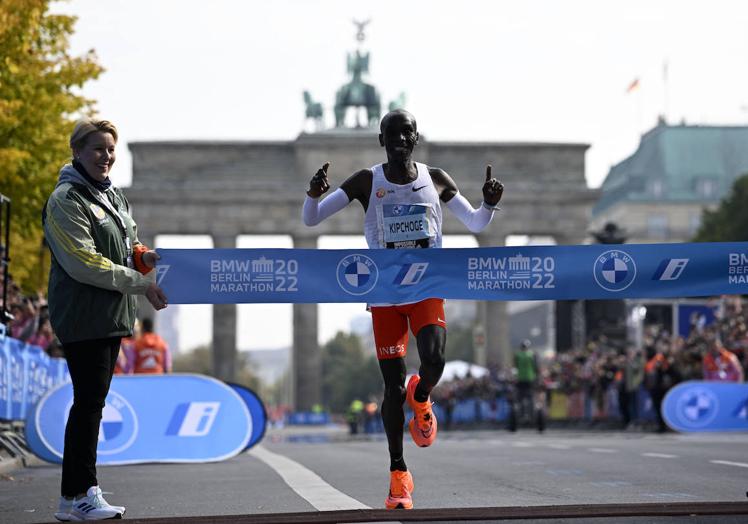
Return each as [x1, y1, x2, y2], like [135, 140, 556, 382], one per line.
[286, 412, 331, 425]
[544, 386, 657, 422]
[428, 387, 657, 427]
[0, 333, 68, 422]
[433, 397, 512, 425]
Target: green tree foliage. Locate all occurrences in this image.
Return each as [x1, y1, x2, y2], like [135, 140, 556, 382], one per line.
[318, 324, 479, 413]
[443, 323, 475, 362]
[321, 332, 382, 413]
[172, 345, 213, 375]
[692, 174, 748, 242]
[172, 345, 260, 391]
[0, 0, 103, 292]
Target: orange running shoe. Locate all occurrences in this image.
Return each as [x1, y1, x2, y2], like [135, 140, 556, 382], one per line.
[385, 470, 414, 509]
[406, 374, 437, 447]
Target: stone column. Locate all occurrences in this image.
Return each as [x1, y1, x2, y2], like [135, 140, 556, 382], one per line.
[475, 233, 511, 370]
[552, 232, 590, 353]
[291, 235, 320, 411]
[136, 233, 156, 329]
[211, 233, 237, 382]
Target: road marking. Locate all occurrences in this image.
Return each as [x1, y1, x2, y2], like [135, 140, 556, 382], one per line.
[250, 445, 369, 511]
[512, 441, 534, 448]
[710, 460, 748, 469]
[642, 453, 678, 458]
[547, 443, 571, 450]
[588, 448, 618, 453]
[642, 492, 697, 499]
[545, 468, 584, 476]
[590, 480, 632, 487]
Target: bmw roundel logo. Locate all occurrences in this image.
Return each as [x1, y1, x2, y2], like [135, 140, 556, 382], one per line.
[593, 249, 637, 292]
[336, 254, 379, 296]
[92, 390, 139, 455]
[97, 390, 138, 455]
[64, 389, 138, 456]
[674, 386, 719, 428]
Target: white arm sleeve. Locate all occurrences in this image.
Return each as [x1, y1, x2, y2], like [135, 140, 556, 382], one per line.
[445, 192, 497, 233]
[302, 188, 350, 226]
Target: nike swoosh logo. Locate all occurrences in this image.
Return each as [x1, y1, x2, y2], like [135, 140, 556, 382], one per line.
[420, 425, 433, 438]
[412, 185, 428, 192]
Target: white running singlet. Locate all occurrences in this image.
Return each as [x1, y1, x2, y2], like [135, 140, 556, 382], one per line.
[364, 163, 443, 250]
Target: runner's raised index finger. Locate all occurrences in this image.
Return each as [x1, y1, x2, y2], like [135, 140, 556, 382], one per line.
[485, 165, 492, 182]
[322, 162, 330, 174]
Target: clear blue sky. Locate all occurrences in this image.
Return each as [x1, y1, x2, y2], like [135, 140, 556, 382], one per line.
[51, 0, 748, 351]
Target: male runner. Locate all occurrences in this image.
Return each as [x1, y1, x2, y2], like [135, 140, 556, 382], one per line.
[302, 109, 503, 509]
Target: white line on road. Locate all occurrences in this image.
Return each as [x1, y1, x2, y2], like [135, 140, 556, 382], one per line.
[588, 448, 618, 453]
[642, 453, 678, 458]
[250, 445, 370, 511]
[710, 460, 748, 469]
[547, 444, 571, 450]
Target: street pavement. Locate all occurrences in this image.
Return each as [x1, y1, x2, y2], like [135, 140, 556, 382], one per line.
[1, 425, 747, 523]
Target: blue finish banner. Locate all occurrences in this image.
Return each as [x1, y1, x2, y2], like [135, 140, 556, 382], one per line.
[26, 374, 253, 465]
[155, 242, 748, 304]
[663, 381, 748, 432]
[226, 382, 267, 450]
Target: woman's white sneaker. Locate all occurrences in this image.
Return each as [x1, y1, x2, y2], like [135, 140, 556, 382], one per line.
[56, 486, 125, 521]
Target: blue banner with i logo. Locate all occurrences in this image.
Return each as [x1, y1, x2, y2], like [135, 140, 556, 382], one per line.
[26, 374, 254, 464]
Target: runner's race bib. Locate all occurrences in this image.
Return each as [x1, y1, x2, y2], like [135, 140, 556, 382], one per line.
[381, 204, 433, 249]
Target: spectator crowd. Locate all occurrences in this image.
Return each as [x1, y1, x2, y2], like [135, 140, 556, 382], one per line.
[2, 277, 62, 358]
[431, 296, 746, 431]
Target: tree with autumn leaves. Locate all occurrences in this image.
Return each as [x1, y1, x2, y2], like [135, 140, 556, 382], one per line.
[1, 0, 103, 293]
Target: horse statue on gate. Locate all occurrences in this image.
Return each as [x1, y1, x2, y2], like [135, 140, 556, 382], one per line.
[303, 91, 324, 131]
[334, 49, 381, 128]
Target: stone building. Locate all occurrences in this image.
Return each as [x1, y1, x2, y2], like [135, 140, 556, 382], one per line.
[591, 120, 748, 243]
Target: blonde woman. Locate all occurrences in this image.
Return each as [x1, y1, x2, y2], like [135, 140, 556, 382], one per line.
[43, 119, 167, 521]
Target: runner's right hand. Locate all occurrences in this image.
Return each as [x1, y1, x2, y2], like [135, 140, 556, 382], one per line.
[307, 162, 330, 198]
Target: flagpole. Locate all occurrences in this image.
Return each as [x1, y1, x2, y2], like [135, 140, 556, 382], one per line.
[625, 77, 642, 140]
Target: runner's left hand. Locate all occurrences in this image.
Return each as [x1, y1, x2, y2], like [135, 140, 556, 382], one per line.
[482, 165, 503, 206]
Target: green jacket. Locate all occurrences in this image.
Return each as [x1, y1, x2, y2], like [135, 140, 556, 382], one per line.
[515, 348, 538, 383]
[43, 164, 151, 344]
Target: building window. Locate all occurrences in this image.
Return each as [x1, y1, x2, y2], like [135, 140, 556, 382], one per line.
[649, 179, 664, 198]
[647, 214, 668, 239]
[695, 178, 718, 198]
[689, 213, 702, 236]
